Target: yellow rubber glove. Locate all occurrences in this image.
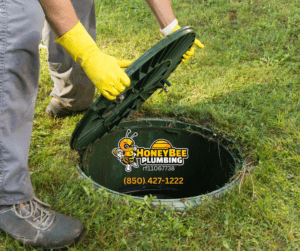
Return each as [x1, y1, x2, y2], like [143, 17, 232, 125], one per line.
[55, 21, 130, 100]
[117, 59, 134, 68]
[171, 25, 204, 63]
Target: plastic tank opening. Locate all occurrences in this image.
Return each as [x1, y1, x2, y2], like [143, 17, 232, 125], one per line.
[78, 119, 244, 210]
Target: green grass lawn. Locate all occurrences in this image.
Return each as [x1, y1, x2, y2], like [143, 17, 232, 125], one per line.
[3, 0, 299, 250]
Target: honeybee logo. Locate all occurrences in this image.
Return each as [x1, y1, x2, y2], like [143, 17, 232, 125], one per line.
[112, 132, 189, 172]
[112, 129, 139, 173]
[136, 139, 189, 166]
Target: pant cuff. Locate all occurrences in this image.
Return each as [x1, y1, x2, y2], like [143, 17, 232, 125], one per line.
[0, 193, 35, 205]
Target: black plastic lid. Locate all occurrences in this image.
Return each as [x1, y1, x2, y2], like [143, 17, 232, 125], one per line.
[70, 26, 196, 151]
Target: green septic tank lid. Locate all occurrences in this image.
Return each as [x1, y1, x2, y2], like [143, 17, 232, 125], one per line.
[70, 26, 196, 151]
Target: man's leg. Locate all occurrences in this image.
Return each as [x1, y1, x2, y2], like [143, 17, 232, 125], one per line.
[42, 0, 96, 111]
[0, 0, 45, 205]
[0, 0, 86, 248]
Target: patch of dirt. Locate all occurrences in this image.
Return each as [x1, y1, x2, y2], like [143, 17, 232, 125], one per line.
[50, 120, 63, 133]
[229, 11, 237, 21]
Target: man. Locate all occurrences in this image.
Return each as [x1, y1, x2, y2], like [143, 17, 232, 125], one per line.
[43, 0, 204, 117]
[0, 0, 203, 249]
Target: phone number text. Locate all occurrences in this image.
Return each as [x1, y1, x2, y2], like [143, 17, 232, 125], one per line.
[124, 177, 183, 185]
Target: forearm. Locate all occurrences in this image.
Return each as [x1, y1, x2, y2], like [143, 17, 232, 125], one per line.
[145, 0, 176, 29]
[38, 0, 79, 37]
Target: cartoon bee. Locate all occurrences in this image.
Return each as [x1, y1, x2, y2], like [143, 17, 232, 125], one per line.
[112, 129, 139, 172]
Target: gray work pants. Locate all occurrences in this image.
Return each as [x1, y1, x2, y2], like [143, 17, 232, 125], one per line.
[0, 0, 45, 204]
[42, 0, 96, 111]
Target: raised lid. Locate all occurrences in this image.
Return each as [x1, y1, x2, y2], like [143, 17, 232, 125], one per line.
[70, 26, 196, 151]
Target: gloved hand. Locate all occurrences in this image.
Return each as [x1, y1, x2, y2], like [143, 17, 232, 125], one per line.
[117, 59, 134, 68]
[55, 21, 131, 100]
[160, 20, 204, 63]
[171, 25, 204, 63]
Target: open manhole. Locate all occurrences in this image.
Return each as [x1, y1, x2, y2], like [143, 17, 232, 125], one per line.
[70, 27, 245, 210]
[77, 118, 244, 211]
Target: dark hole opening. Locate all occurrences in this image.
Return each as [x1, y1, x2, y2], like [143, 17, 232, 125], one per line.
[82, 122, 239, 200]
